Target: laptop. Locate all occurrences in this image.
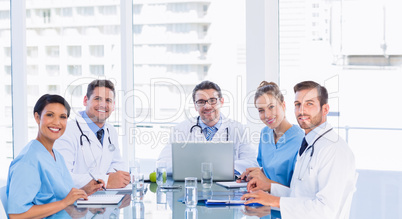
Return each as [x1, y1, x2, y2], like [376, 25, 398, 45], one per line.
[171, 142, 235, 181]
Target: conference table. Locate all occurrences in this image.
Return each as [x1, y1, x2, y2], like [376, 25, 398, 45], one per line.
[53, 179, 281, 218]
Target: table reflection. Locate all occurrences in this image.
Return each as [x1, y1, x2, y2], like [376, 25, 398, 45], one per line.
[60, 181, 277, 218]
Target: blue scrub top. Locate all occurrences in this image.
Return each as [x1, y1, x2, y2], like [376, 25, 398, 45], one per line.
[6, 140, 74, 215]
[257, 125, 304, 187]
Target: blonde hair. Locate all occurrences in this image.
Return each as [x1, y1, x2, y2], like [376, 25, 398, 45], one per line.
[254, 81, 284, 105]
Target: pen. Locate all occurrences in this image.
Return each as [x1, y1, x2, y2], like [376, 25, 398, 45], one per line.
[89, 172, 107, 191]
[236, 175, 247, 183]
[113, 168, 118, 172]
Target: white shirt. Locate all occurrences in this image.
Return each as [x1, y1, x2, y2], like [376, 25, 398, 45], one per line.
[157, 116, 258, 174]
[54, 113, 127, 189]
[270, 122, 357, 219]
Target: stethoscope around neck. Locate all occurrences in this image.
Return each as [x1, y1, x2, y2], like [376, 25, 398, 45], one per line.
[190, 116, 229, 141]
[297, 128, 333, 181]
[75, 120, 116, 169]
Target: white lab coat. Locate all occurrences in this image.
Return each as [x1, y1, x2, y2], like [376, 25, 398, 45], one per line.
[54, 114, 127, 189]
[270, 123, 357, 219]
[157, 116, 258, 174]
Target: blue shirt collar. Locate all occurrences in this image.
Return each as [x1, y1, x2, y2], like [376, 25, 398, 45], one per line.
[80, 111, 104, 134]
[198, 116, 222, 130]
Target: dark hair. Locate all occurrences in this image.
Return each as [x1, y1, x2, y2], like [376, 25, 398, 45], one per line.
[192, 80, 222, 102]
[86, 79, 115, 98]
[34, 94, 71, 117]
[293, 81, 328, 107]
[254, 81, 284, 105]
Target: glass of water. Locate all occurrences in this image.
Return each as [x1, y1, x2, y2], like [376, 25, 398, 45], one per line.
[185, 207, 198, 219]
[132, 200, 145, 219]
[201, 162, 213, 188]
[130, 159, 141, 183]
[156, 161, 167, 186]
[132, 173, 145, 200]
[184, 177, 198, 208]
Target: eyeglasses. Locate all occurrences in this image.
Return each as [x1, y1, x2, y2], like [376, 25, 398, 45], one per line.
[195, 98, 219, 107]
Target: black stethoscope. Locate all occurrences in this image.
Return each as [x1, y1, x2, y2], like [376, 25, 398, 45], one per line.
[189, 116, 229, 141]
[297, 128, 333, 181]
[76, 120, 116, 152]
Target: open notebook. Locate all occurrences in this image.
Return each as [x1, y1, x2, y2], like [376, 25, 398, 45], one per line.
[76, 194, 124, 206]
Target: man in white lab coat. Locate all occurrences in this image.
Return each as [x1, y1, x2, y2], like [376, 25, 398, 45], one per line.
[157, 80, 258, 174]
[242, 81, 357, 219]
[55, 79, 130, 190]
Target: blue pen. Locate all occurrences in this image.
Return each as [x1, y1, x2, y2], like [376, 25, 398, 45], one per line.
[89, 172, 107, 191]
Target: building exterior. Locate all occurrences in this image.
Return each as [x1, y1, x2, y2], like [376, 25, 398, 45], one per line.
[0, 0, 247, 160]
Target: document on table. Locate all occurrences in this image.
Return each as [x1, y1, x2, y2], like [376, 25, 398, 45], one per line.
[205, 192, 247, 205]
[205, 193, 263, 207]
[106, 184, 132, 192]
[205, 199, 246, 205]
[76, 194, 124, 205]
[216, 181, 247, 188]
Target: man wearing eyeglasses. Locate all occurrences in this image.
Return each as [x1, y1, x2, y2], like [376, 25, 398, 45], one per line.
[241, 81, 357, 219]
[158, 80, 258, 174]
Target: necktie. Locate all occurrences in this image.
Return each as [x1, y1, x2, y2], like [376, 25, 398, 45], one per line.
[299, 137, 308, 156]
[205, 127, 216, 141]
[96, 129, 104, 144]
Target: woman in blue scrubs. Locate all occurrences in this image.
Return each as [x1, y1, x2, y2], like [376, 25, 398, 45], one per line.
[6, 94, 96, 218]
[238, 81, 304, 188]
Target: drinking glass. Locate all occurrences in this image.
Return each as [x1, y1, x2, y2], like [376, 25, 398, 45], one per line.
[130, 159, 141, 183]
[132, 201, 144, 219]
[201, 162, 213, 188]
[132, 173, 145, 201]
[184, 177, 198, 208]
[157, 188, 167, 210]
[185, 207, 198, 219]
[156, 161, 167, 186]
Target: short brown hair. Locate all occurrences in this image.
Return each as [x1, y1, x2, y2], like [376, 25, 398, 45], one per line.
[254, 81, 284, 105]
[192, 81, 222, 102]
[293, 81, 328, 107]
[86, 79, 115, 98]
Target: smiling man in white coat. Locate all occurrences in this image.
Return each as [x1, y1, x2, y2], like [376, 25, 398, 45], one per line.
[158, 80, 258, 174]
[55, 79, 130, 190]
[242, 81, 357, 219]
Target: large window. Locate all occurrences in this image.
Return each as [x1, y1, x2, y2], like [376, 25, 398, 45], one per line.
[132, 1, 248, 160]
[0, 0, 11, 185]
[279, 0, 402, 171]
[24, 0, 122, 143]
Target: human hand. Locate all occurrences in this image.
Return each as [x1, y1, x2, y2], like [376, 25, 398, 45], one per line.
[81, 179, 105, 195]
[247, 168, 268, 181]
[62, 188, 88, 206]
[107, 170, 130, 188]
[241, 190, 280, 207]
[119, 194, 131, 209]
[242, 205, 271, 217]
[237, 167, 262, 182]
[247, 177, 272, 192]
[64, 205, 88, 218]
[89, 208, 106, 215]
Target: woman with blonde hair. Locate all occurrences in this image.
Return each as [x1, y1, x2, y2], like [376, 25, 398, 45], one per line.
[238, 81, 304, 189]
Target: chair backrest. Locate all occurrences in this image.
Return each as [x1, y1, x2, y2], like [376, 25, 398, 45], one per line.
[339, 172, 359, 219]
[0, 186, 7, 219]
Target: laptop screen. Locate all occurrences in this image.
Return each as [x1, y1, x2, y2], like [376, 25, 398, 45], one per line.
[171, 142, 235, 181]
